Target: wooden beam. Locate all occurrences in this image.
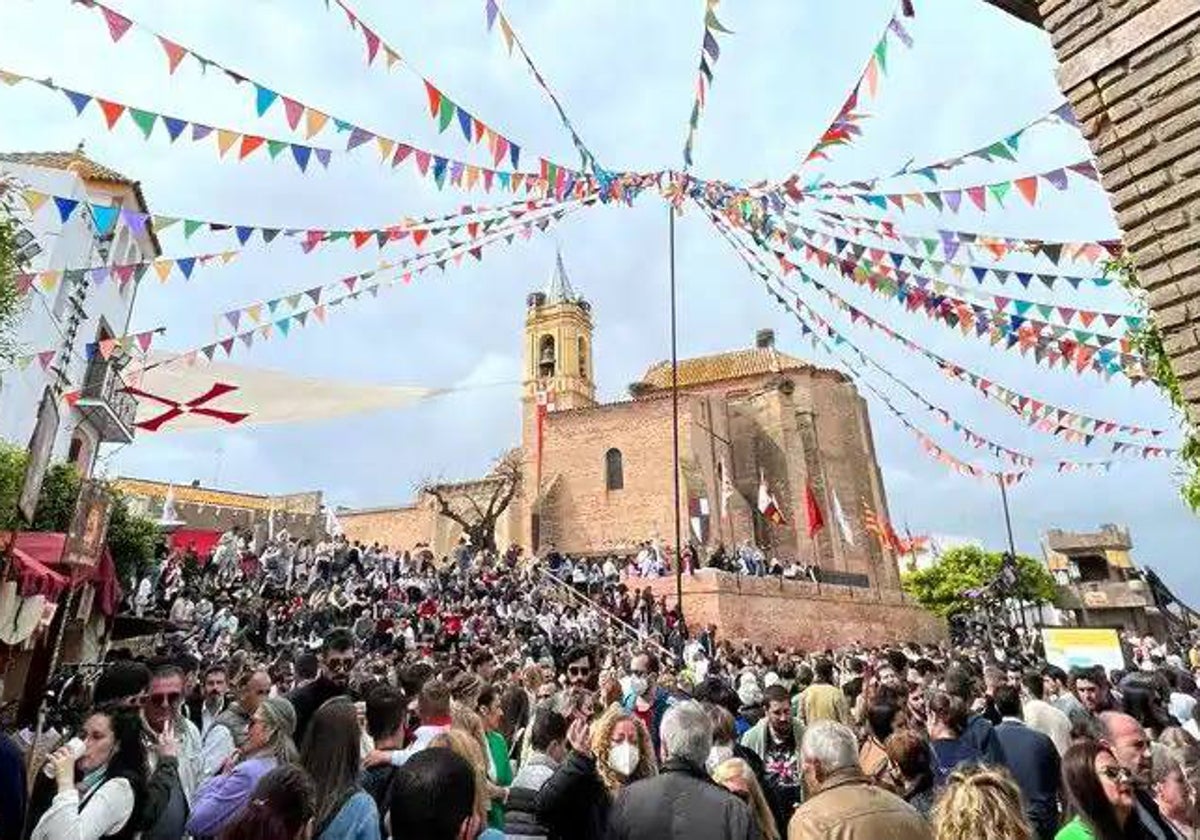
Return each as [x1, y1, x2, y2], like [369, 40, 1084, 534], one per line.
[983, 0, 1043, 27]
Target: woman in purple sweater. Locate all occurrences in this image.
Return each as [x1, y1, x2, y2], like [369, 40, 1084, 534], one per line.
[187, 696, 298, 838]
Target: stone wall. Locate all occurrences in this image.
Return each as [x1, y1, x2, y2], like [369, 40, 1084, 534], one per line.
[643, 570, 946, 650]
[339, 504, 434, 552]
[1037, 0, 1200, 421]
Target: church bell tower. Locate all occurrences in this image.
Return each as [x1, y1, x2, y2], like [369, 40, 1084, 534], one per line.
[522, 250, 595, 417]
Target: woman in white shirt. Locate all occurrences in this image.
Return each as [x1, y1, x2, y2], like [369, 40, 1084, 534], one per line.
[32, 705, 149, 840]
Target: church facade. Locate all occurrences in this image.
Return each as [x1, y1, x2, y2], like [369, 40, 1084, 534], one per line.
[341, 257, 898, 590]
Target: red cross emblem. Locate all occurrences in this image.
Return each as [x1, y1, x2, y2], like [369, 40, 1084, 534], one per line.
[122, 382, 250, 432]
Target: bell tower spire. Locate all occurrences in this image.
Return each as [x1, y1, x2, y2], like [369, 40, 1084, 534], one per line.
[522, 248, 595, 413]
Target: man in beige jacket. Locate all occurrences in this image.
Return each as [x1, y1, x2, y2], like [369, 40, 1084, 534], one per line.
[788, 721, 931, 840]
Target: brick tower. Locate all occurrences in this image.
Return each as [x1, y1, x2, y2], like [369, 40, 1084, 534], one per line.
[519, 251, 595, 549]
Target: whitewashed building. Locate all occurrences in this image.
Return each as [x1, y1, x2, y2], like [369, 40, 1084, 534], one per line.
[0, 148, 159, 475]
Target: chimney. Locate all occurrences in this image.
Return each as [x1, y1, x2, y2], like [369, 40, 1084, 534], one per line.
[756, 328, 775, 349]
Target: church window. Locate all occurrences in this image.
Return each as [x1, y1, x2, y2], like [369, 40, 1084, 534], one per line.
[605, 448, 624, 491]
[538, 335, 556, 378]
[578, 337, 588, 378]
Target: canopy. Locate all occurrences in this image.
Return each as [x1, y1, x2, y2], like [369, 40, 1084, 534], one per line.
[2, 532, 122, 617]
[168, 529, 221, 559]
[129, 353, 440, 433]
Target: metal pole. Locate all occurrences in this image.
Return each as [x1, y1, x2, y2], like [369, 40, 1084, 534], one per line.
[669, 203, 683, 623]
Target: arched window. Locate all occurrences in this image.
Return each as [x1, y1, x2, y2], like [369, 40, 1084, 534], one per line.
[538, 334, 556, 378]
[605, 448, 624, 491]
[578, 336, 588, 378]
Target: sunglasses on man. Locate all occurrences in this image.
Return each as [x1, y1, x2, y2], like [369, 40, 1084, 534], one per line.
[147, 691, 182, 707]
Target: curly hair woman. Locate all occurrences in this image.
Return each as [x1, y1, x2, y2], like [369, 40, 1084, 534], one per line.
[931, 765, 1033, 840]
[533, 704, 656, 840]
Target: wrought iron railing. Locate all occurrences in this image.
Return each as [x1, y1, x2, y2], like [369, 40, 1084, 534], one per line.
[80, 358, 137, 432]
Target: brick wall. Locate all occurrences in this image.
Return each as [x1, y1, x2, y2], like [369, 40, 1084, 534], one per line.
[1037, 0, 1200, 421]
[643, 570, 946, 650]
[340, 504, 434, 552]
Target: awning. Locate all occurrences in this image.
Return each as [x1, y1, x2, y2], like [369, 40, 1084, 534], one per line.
[1, 532, 122, 617]
[169, 529, 221, 559]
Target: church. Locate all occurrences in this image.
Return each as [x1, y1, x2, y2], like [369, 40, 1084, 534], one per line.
[341, 256, 900, 592]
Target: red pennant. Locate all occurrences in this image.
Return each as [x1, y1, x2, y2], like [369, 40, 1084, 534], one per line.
[1014, 176, 1038, 205]
[158, 36, 187, 74]
[101, 5, 132, 42]
[239, 135, 265, 159]
[362, 27, 381, 64]
[98, 99, 126, 129]
[966, 186, 987, 211]
[424, 81, 441, 118]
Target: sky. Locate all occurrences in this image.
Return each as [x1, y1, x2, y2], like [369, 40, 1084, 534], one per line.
[2, 0, 1198, 599]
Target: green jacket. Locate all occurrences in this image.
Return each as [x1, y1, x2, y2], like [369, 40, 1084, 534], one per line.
[739, 716, 806, 765]
[1054, 817, 1095, 840]
[485, 730, 513, 829]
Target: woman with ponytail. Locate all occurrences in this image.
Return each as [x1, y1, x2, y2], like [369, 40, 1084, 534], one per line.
[219, 765, 315, 840]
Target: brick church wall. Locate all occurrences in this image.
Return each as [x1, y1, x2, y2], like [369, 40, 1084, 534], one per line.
[644, 571, 946, 650]
[340, 504, 435, 551]
[1036, 0, 1200, 421]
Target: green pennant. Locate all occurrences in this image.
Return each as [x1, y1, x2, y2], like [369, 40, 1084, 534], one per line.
[705, 8, 733, 33]
[1073, 329, 1092, 343]
[1037, 304, 1053, 319]
[874, 38, 888, 74]
[988, 181, 1011, 205]
[266, 139, 287, 159]
[925, 192, 943, 211]
[437, 97, 456, 133]
[183, 219, 204, 238]
[328, 231, 350, 241]
[129, 108, 158, 139]
[985, 140, 1016, 161]
[153, 215, 179, 231]
[923, 238, 938, 256]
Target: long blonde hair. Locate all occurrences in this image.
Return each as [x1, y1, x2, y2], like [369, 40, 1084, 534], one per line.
[429, 728, 489, 819]
[931, 766, 1032, 840]
[713, 758, 780, 840]
[589, 705, 657, 795]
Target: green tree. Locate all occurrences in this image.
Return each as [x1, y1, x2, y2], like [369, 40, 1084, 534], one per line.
[901, 545, 1057, 618]
[0, 442, 159, 582]
[0, 179, 28, 366]
[1104, 257, 1200, 512]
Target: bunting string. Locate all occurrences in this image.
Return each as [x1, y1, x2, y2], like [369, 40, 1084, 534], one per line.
[148, 196, 587, 370]
[16, 183, 583, 251]
[205, 197, 594, 340]
[484, 0, 603, 177]
[789, 0, 915, 174]
[799, 158, 1103, 214]
[11, 328, 164, 370]
[15, 249, 239, 297]
[709, 205, 1167, 476]
[681, 0, 733, 170]
[0, 70, 335, 173]
[314, 0, 584, 180]
[801, 102, 1079, 196]
[70, 0, 575, 184]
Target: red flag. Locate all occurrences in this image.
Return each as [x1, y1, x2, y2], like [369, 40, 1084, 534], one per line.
[804, 484, 825, 539]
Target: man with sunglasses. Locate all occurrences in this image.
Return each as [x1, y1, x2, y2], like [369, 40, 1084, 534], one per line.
[140, 662, 203, 840]
[287, 627, 358, 742]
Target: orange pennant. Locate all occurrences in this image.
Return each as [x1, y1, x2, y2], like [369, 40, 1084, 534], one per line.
[305, 109, 329, 139]
[239, 134, 266, 159]
[1014, 176, 1038, 205]
[216, 129, 239, 157]
[153, 261, 173, 282]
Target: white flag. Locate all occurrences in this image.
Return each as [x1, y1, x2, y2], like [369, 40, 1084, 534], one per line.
[832, 490, 854, 546]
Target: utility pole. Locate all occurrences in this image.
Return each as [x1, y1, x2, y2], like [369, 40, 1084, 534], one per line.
[669, 202, 683, 624]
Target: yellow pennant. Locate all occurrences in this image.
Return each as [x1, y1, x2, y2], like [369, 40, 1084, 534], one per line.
[305, 109, 329, 139]
[153, 260, 174, 282]
[216, 129, 239, 157]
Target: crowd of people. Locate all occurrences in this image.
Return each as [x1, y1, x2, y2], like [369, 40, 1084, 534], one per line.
[2, 525, 1200, 840]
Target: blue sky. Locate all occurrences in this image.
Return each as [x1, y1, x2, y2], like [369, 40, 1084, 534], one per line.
[3, 0, 1198, 599]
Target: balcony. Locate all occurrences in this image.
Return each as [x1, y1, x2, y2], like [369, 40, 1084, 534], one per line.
[74, 359, 137, 444]
[1055, 578, 1156, 612]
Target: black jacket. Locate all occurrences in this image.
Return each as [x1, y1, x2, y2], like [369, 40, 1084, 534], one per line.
[534, 752, 611, 840]
[505, 785, 549, 838]
[994, 720, 1060, 840]
[606, 758, 757, 840]
[286, 676, 353, 744]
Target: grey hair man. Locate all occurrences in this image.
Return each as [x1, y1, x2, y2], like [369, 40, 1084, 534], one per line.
[788, 721, 931, 840]
[607, 700, 756, 840]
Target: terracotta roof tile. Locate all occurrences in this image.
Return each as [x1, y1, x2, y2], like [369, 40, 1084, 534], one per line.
[0, 150, 134, 184]
[639, 347, 817, 391]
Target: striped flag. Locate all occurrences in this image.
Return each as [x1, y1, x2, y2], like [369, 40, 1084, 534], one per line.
[758, 471, 787, 525]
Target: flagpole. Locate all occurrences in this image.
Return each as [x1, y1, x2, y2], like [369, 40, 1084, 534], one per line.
[997, 473, 1027, 631]
[669, 201, 684, 623]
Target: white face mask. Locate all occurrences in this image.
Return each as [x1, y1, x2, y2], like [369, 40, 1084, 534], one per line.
[706, 743, 734, 772]
[627, 675, 649, 698]
[607, 741, 640, 776]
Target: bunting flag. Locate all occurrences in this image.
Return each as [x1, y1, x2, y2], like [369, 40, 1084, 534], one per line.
[17, 185, 583, 253]
[802, 102, 1079, 195]
[144, 196, 588, 371]
[790, 230, 1135, 335]
[83, 329, 162, 360]
[205, 197, 592, 336]
[801, 159, 1103, 214]
[1, 71, 332, 174]
[7, 350, 59, 373]
[72, 0, 587, 189]
[792, 0, 915, 171]
[704, 202, 1175, 479]
[14, 250, 237, 296]
[682, 0, 733, 169]
[484, 0, 603, 176]
[801, 207, 1122, 270]
[688, 495, 711, 542]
